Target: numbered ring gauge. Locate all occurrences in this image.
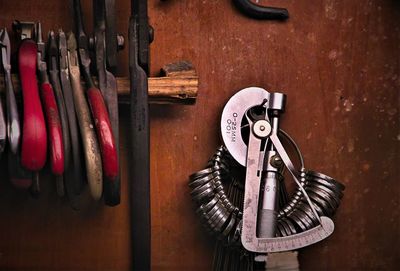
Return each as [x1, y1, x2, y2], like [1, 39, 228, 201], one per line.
[189, 87, 345, 254]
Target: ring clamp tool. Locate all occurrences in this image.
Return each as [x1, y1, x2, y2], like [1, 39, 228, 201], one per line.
[189, 87, 345, 269]
[232, 88, 334, 252]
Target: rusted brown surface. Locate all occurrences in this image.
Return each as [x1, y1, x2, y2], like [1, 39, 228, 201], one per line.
[0, 0, 399, 270]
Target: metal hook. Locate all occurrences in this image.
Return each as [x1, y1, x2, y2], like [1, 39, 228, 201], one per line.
[232, 0, 289, 20]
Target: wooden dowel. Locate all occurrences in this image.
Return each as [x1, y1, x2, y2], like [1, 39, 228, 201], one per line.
[0, 62, 198, 105]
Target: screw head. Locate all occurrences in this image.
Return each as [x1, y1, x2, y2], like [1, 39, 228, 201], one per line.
[252, 120, 271, 138]
[270, 155, 283, 168]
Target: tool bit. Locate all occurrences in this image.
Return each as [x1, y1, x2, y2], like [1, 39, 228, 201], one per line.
[67, 32, 103, 200]
[0, 28, 20, 155]
[129, 0, 151, 268]
[93, 0, 120, 205]
[18, 32, 47, 171]
[59, 29, 84, 200]
[36, 23, 65, 192]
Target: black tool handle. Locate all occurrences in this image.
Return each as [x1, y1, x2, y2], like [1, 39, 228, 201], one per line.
[232, 0, 289, 20]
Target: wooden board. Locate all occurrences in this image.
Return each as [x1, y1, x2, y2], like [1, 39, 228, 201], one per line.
[0, 0, 399, 270]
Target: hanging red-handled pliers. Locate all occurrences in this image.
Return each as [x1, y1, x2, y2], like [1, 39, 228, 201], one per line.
[73, 0, 119, 182]
[93, 0, 121, 206]
[18, 26, 47, 171]
[36, 22, 64, 176]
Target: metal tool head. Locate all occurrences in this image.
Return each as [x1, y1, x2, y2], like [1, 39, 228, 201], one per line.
[35, 22, 47, 71]
[12, 20, 36, 40]
[47, 30, 59, 71]
[0, 28, 11, 69]
[104, 0, 117, 71]
[221, 87, 270, 166]
[73, 0, 91, 68]
[67, 32, 79, 67]
[131, 0, 151, 74]
[58, 30, 68, 70]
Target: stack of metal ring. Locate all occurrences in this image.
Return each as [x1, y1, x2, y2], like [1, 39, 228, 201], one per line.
[189, 145, 345, 240]
[276, 170, 345, 237]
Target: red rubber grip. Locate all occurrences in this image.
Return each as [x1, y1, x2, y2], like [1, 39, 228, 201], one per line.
[87, 87, 118, 180]
[18, 40, 47, 171]
[40, 82, 65, 175]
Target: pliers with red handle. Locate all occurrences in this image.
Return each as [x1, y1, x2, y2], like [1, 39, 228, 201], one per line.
[73, 0, 119, 199]
[36, 22, 65, 177]
[18, 27, 47, 172]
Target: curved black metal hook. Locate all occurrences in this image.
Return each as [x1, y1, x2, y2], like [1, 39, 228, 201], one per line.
[232, 0, 289, 20]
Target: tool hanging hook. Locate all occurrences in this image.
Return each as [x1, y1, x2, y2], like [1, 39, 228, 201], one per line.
[232, 0, 289, 20]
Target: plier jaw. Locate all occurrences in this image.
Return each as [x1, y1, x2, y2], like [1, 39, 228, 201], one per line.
[35, 22, 49, 82]
[47, 31, 59, 72]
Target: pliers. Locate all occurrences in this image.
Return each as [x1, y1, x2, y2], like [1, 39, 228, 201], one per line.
[36, 23, 65, 181]
[67, 32, 103, 200]
[93, 0, 121, 205]
[0, 28, 19, 155]
[59, 29, 84, 205]
[72, 0, 119, 201]
[18, 24, 47, 172]
[0, 28, 31, 189]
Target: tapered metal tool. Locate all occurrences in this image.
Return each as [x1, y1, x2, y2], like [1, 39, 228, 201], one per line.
[129, 0, 151, 268]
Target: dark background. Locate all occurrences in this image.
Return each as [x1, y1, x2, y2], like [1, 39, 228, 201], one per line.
[0, 0, 399, 270]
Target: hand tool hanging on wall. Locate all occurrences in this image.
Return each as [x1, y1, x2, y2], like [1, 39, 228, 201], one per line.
[0, 40, 6, 156]
[58, 29, 84, 205]
[67, 32, 103, 200]
[14, 21, 47, 196]
[36, 23, 66, 196]
[129, 0, 151, 268]
[232, 0, 289, 20]
[17, 24, 47, 172]
[104, 0, 119, 73]
[73, 0, 119, 201]
[47, 29, 72, 197]
[0, 28, 20, 155]
[93, 0, 121, 206]
[189, 87, 345, 270]
[0, 28, 31, 189]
